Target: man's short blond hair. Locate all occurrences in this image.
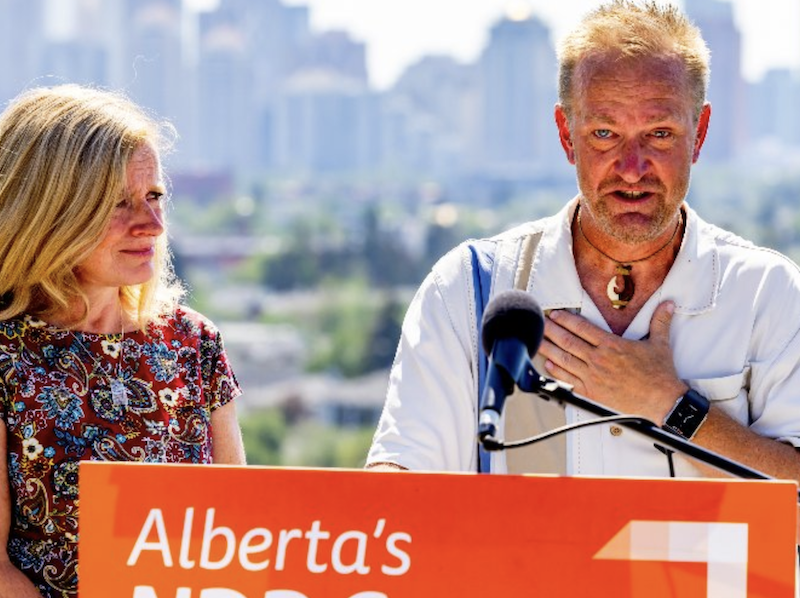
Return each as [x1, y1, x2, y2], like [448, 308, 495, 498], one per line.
[558, 0, 710, 121]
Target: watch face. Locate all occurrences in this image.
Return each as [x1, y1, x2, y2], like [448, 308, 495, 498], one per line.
[674, 403, 701, 426]
[665, 391, 710, 439]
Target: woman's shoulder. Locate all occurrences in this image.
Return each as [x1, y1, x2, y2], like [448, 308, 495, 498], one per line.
[152, 305, 222, 341]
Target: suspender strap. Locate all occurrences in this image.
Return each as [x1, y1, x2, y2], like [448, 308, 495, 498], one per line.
[468, 240, 495, 473]
[470, 231, 543, 473]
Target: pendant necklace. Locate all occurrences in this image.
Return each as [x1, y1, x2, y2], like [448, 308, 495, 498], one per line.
[576, 206, 683, 310]
[70, 323, 128, 407]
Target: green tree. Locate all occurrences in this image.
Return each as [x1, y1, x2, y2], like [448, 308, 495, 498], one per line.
[362, 295, 403, 372]
[240, 408, 288, 466]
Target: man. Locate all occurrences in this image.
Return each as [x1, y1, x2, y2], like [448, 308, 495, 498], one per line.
[366, 0, 800, 483]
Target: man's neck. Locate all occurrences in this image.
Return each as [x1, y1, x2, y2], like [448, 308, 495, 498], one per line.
[572, 210, 685, 335]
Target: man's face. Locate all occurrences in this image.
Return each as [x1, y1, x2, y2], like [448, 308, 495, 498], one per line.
[555, 54, 710, 245]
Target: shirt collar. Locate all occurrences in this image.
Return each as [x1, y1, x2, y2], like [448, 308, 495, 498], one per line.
[529, 199, 719, 316]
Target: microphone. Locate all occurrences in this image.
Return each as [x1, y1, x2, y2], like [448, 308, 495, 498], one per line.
[478, 290, 545, 448]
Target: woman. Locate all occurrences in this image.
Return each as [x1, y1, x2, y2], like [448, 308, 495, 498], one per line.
[0, 84, 246, 597]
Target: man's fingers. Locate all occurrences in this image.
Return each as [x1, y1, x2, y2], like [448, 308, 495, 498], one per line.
[544, 319, 596, 363]
[538, 337, 587, 377]
[649, 301, 675, 345]
[546, 309, 604, 347]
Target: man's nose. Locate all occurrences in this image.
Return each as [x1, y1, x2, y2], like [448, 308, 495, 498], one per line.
[614, 138, 652, 181]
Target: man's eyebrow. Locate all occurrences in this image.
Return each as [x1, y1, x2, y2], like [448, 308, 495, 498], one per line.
[584, 110, 684, 126]
[584, 114, 616, 126]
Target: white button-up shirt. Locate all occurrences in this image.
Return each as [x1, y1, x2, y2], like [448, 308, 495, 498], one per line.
[368, 200, 800, 476]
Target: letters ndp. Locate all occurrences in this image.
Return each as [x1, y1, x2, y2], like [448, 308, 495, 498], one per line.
[79, 463, 797, 597]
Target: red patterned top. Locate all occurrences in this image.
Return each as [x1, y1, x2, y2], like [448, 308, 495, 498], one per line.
[0, 306, 241, 597]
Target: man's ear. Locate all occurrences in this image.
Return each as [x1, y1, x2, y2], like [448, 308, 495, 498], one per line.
[555, 105, 576, 164]
[693, 103, 711, 163]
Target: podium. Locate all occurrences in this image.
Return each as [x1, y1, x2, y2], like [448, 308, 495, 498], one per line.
[79, 462, 797, 597]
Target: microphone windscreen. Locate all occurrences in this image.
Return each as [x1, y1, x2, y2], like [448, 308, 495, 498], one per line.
[481, 290, 544, 356]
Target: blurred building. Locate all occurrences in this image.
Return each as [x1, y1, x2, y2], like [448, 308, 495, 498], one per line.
[196, 19, 255, 171]
[0, 0, 797, 185]
[386, 55, 478, 178]
[123, 0, 187, 140]
[477, 8, 560, 181]
[747, 69, 800, 149]
[0, 0, 43, 100]
[274, 70, 376, 175]
[685, 0, 745, 162]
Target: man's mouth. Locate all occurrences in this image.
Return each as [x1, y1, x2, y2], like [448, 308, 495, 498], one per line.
[614, 190, 651, 200]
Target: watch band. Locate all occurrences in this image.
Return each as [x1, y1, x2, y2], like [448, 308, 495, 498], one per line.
[662, 389, 710, 440]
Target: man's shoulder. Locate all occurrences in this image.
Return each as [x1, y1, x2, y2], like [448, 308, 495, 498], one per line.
[695, 218, 800, 290]
[430, 212, 561, 276]
[701, 219, 797, 266]
[485, 213, 559, 244]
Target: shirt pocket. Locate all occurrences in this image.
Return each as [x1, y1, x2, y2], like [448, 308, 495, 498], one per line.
[685, 367, 751, 424]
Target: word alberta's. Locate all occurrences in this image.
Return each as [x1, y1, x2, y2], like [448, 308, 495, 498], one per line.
[125, 507, 413, 598]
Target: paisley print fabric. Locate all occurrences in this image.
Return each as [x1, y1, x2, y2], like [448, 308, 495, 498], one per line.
[0, 306, 241, 597]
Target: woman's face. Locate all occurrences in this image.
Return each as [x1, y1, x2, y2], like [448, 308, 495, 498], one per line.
[74, 143, 166, 295]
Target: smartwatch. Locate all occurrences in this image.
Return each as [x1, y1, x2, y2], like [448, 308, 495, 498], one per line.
[662, 389, 710, 440]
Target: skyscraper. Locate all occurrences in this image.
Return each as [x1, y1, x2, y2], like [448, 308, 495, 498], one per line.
[685, 0, 745, 162]
[388, 55, 478, 178]
[274, 70, 373, 175]
[196, 18, 254, 171]
[477, 9, 560, 180]
[0, 0, 45, 99]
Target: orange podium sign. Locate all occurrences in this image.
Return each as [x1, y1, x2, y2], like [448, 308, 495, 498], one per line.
[79, 462, 797, 598]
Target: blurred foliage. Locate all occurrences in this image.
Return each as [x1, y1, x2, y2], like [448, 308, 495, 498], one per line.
[176, 166, 800, 468]
[302, 279, 404, 377]
[241, 407, 374, 469]
[282, 421, 376, 469]
[240, 408, 288, 466]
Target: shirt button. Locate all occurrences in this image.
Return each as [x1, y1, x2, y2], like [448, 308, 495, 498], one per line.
[610, 425, 623, 437]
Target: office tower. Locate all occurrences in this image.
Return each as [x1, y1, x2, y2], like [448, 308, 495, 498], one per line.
[273, 70, 373, 175]
[0, 0, 45, 101]
[477, 9, 559, 180]
[386, 55, 478, 178]
[38, 0, 115, 88]
[301, 30, 368, 84]
[685, 0, 744, 162]
[196, 18, 255, 172]
[122, 0, 184, 118]
[748, 69, 800, 149]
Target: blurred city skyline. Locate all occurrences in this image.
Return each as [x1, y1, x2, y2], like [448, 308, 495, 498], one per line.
[41, 0, 800, 89]
[3, 0, 800, 190]
[278, 0, 800, 88]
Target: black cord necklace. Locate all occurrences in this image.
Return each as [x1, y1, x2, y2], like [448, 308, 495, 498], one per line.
[576, 206, 683, 310]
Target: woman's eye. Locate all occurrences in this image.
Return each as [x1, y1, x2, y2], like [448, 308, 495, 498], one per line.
[147, 192, 165, 203]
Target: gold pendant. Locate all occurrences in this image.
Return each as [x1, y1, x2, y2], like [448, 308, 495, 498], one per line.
[606, 264, 634, 309]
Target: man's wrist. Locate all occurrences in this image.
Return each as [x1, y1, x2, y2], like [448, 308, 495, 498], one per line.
[662, 388, 710, 440]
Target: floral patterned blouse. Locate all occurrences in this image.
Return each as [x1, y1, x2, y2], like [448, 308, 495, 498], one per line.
[0, 306, 241, 598]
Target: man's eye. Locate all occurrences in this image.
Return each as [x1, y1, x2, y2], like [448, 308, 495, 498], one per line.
[652, 130, 672, 139]
[593, 129, 613, 139]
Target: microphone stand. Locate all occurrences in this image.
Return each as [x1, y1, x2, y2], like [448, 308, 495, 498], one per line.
[481, 361, 774, 482]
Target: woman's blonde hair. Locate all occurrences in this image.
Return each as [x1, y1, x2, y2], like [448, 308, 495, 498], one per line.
[0, 84, 184, 329]
[558, 0, 710, 121]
